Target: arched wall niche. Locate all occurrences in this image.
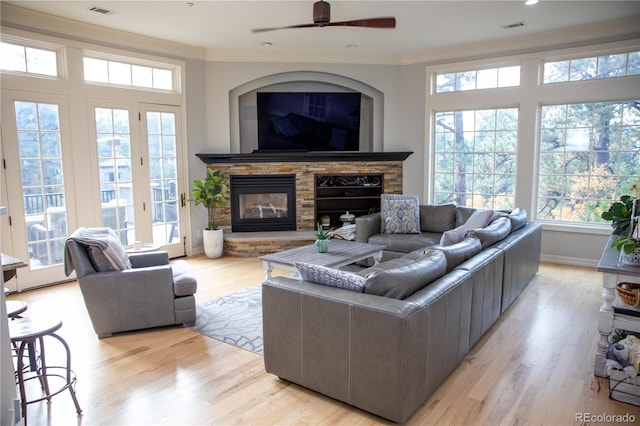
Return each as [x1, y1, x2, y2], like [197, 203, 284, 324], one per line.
[229, 71, 383, 153]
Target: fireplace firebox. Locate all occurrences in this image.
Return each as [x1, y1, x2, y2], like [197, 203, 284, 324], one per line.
[230, 174, 296, 232]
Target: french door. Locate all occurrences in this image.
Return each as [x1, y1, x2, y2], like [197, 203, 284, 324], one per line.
[1, 91, 78, 290]
[89, 101, 186, 259]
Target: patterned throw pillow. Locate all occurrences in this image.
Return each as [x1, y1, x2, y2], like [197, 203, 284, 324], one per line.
[380, 194, 421, 234]
[294, 262, 365, 292]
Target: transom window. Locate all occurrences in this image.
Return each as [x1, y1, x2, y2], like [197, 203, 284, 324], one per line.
[433, 108, 518, 209]
[543, 50, 640, 83]
[83, 54, 176, 92]
[537, 100, 640, 224]
[435, 65, 520, 93]
[0, 41, 58, 77]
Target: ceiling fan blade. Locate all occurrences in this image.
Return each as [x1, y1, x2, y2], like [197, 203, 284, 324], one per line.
[251, 23, 317, 34]
[326, 17, 396, 29]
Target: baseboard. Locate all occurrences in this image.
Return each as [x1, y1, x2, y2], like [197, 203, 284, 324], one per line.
[540, 254, 599, 268]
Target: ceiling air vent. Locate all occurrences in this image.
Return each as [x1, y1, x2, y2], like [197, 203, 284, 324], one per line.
[88, 6, 116, 15]
[502, 21, 526, 29]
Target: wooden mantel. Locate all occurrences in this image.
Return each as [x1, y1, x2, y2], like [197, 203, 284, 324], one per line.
[196, 151, 413, 164]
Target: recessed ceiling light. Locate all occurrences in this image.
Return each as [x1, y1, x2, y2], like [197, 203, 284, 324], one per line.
[261, 42, 272, 47]
[524, 0, 539, 5]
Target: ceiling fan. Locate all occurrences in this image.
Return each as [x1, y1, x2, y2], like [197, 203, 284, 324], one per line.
[251, 0, 396, 33]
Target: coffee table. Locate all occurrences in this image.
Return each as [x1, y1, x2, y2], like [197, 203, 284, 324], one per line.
[259, 239, 385, 280]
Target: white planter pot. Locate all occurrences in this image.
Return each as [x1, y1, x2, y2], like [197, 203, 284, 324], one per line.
[203, 228, 224, 259]
[620, 246, 640, 266]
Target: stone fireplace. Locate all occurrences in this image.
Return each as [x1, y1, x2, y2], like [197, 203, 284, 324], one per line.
[230, 174, 296, 232]
[197, 152, 412, 256]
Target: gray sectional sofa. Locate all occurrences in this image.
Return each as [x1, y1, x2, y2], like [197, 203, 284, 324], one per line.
[262, 204, 542, 423]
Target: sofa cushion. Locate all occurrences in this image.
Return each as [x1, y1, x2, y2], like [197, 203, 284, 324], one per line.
[171, 259, 198, 296]
[380, 194, 421, 234]
[295, 262, 365, 292]
[361, 250, 447, 299]
[464, 209, 494, 229]
[455, 206, 477, 227]
[508, 207, 528, 232]
[440, 225, 467, 246]
[440, 209, 493, 247]
[419, 204, 457, 233]
[429, 236, 483, 272]
[368, 232, 440, 253]
[467, 216, 512, 249]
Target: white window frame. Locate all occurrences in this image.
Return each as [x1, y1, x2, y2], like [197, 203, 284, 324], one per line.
[425, 40, 640, 235]
[83, 50, 182, 94]
[0, 35, 65, 79]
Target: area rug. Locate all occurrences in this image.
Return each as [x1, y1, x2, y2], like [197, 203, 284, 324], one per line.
[191, 285, 264, 355]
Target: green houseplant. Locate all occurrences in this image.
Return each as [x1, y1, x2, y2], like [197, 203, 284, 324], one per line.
[191, 169, 229, 258]
[601, 180, 640, 263]
[314, 222, 331, 253]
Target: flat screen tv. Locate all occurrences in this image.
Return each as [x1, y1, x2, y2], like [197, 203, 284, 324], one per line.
[256, 92, 361, 152]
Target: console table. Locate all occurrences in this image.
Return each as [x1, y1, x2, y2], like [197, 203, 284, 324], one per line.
[594, 236, 640, 377]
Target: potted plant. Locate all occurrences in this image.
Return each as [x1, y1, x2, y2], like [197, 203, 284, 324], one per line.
[191, 169, 229, 258]
[601, 179, 640, 265]
[314, 222, 331, 253]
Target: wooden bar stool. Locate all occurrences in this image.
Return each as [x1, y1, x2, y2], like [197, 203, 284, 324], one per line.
[9, 315, 82, 424]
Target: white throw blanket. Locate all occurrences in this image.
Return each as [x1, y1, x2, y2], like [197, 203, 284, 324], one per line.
[64, 227, 131, 275]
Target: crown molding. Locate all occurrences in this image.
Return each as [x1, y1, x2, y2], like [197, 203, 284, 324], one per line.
[0, 3, 207, 61]
[400, 16, 640, 65]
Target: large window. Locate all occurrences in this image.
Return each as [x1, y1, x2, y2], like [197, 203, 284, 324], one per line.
[433, 108, 518, 209]
[538, 101, 640, 224]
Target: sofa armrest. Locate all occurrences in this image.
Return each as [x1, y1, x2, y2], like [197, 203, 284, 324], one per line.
[129, 251, 169, 268]
[355, 213, 381, 243]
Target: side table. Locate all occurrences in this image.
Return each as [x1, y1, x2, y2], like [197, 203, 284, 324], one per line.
[9, 315, 82, 423]
[594, 236, 640, 377]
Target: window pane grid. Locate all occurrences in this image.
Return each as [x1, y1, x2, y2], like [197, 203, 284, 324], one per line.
[1, 41, 58, 76]
[433, 108, 518, 209]
[435, 66, 521, 93]
[537, 101, 640, 224]
[543, 50, 640, 83]
[83, 56, 175, 91]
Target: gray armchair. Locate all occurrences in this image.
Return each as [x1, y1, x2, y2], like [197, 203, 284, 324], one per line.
[64, 229, 197, 338]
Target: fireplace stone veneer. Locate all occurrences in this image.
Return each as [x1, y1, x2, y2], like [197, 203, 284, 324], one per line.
[197, 152, 411, 255]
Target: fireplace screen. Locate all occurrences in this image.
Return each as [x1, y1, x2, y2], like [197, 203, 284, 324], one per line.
[230, 174, 296, 232]
[239, 193, 288, 219]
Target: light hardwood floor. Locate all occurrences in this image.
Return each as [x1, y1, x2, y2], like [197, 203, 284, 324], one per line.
[6, 258, 640, 425]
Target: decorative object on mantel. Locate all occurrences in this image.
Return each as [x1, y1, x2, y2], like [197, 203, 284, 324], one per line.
[190, 169, 229, 258]
[617, 282, 640, 307]
[601, 179, 640, 266]
[314, 222, 331, 253]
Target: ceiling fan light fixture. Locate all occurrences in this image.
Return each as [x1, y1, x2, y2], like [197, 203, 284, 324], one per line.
[313, 1, 331, 25]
